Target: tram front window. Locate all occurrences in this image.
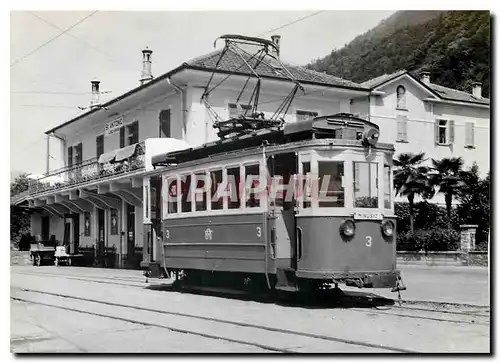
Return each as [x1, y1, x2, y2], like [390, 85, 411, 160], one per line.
[318, 161, 344, 208]
[302, 162, 311, 208]
[353, 162, 379, 208]
[384, 165, 391, 209]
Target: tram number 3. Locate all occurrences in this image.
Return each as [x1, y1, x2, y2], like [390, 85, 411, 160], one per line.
[165, 230, 170, 239]
[365, 236, 372, 247]
[256, 227, 262, 238]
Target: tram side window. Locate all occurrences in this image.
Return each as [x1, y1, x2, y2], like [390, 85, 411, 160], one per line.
[302, 162, 311, 208]
[181, 174, 192, 213]
[167, 178, 178, 214]
[318, 161, 344, 208]
[245, 164, 260, 208]
[211, 170, 223, 210]
[353, 162, 379, 208]
[384, 165, 391, 209]
[227, 167, 241, 209]
[194, 172, 207, 212]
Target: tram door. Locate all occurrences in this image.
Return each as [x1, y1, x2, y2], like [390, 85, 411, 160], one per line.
[268, 153, 297, 270]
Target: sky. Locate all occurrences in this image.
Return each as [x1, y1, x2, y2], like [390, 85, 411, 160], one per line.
[10, 10, 395, 178]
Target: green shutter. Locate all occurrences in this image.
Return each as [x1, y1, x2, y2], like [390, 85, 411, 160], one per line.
[435, 120, 439, 144]
[448, 120, 455, 144]
[120, 127, 125, 148]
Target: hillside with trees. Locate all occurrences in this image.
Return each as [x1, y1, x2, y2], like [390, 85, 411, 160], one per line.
[308, 11, 490, 97]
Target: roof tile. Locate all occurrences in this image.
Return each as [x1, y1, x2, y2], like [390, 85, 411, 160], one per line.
[186, 49, 366, 89]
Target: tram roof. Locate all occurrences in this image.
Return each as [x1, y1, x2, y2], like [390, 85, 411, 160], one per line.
[152, 113, 384, 166]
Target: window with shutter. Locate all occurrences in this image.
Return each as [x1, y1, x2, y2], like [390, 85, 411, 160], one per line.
[159, 109, 171, 138]
[465, 122, 475, 147]
[75, 143, 83, 164]
[396, 115, 408, 142]
[127, 121, 139, 145]
[96, 135, 104, 158]
[67, 147, 73, 167]
[436, 120, 448, 144]
[119, 127, 125, 148]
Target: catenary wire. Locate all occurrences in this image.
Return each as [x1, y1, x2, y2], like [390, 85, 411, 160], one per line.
[257, 11, 326, 37]
[10, 11, 98, 67]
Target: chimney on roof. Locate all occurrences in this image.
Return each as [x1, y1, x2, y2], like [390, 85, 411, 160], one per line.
[270, 35, 281, 58]
[472, 81, 482, 99]
[419, 70, 431, 85]
[140, 47, 153, 85]
[90, 79, 101, 109]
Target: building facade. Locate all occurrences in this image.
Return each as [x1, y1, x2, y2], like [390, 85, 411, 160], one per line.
[362, 70, 490, 176]
[21, 37, 374, 269]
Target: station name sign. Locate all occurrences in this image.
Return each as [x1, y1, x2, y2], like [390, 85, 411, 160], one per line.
[105, 117, 124, 137]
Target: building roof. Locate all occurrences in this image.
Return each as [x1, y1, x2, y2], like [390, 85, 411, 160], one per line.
[360, 70, 407, 89]
[361, 70, 490, 106]
[427, 83, 490, 105]
[186, 49, 367, 90]
[46, 48, 368, 135]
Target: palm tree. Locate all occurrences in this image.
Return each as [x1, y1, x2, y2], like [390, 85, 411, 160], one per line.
[428, 157, 464, 228]
[393, 152, 432, 234]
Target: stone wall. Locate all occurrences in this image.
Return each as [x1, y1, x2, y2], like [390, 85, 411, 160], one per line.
[397, 251, 488, 267]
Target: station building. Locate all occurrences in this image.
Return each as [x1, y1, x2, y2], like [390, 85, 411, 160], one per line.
[15, 35, 490, 268]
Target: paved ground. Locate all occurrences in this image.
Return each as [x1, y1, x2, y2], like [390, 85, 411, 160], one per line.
[10, 264, 490, 353]
[346, 264, 490, 306]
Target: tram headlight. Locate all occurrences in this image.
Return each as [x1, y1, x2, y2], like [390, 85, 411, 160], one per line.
[381, 220, 395, 237]
[340, 220, 355, 237]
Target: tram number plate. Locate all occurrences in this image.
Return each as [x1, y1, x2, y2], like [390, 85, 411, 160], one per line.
[353, 212, 383, 220]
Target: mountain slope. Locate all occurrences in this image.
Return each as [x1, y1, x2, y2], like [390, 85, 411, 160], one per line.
[308, 11, 490, 97]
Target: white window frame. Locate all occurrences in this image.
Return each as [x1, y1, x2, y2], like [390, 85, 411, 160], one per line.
[435, 119, 455, 146]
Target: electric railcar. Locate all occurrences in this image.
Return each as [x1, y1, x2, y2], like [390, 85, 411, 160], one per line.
[149, 113, 405, 295]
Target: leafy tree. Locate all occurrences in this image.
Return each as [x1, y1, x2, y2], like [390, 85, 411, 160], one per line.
[11, 173, 29, 196]
[393, 152, 432, 234]
[428, 157, 464, 228]
[456, 163, 490, 246]
[10, 173, 30, 245]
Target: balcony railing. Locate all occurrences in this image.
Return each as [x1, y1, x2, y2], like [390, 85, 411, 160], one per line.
[28, 142, 146, 195]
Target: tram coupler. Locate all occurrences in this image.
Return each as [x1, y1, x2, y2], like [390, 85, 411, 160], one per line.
[391, 275, 407, 292]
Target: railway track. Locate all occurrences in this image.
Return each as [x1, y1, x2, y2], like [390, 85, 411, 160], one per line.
[11, 287, 414, 353]
[12, 270, 490, 327]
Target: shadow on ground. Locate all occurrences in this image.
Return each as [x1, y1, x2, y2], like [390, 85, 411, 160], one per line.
[144, 282, 395, 310]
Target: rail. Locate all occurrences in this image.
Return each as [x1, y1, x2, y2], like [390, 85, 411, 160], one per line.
[28, 142, 145, 195]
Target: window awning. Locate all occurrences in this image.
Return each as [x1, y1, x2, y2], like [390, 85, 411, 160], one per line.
[98, 150, 117, 164]
[115, 143, 138, 162]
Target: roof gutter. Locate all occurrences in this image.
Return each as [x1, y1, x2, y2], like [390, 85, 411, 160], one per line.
[423, 97, 490, 109]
